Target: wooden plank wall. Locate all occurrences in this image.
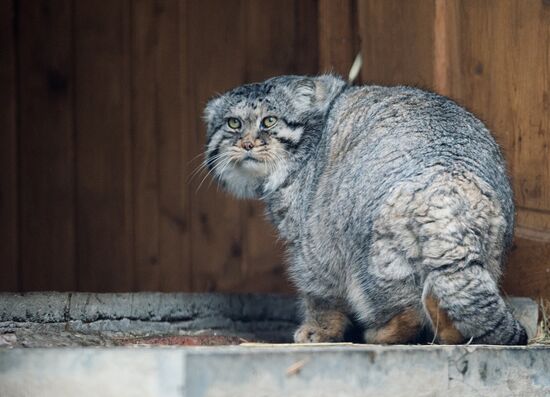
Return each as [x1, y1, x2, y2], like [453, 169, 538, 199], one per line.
[0, 0, 317, 293]
[356, 0, 550, 300]
[0, 0, 548, 300]
[0, 0, 18, 291]
[18, 0, 76, 290]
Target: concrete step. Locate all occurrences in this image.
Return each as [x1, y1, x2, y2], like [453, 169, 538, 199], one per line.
[1, 344, 550, 397]
[0, 292, 300, 346]
[0, 293, 547, 396]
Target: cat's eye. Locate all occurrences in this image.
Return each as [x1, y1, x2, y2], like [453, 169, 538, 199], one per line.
[261, 116, 278, 129]
[227, 118, 241, 129]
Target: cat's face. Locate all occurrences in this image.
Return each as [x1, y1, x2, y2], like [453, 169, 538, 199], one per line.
[203, 75, 345, 198]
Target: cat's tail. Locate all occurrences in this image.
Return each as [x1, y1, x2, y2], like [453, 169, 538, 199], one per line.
[422, 261, 528, 345]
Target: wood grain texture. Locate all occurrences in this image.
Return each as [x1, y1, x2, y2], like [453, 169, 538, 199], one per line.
[448, 0, 550, 300]
[18, 0, 76, 290]
[156, 0, 190, 291]
[244, 0, 298, 81]
[503, 209, 550, 300]
[0, 0, 18, 291]
[294, 0, 320, 78]
[243, 0, 319, 80]
[185, 0, 246, 292]
[318, 0, 357, 76]
[433, 0, 460, 96]
[132, 0, 189, 291]
[132, 0, 160, 291]
[75, 0, 134, 291]
[357, 0, 436, 88]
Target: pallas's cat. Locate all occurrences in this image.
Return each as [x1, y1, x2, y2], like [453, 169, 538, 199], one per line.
[203, 75, 527, 345]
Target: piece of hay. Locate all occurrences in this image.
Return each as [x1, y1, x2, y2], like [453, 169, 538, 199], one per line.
[530, 299, 550, 345]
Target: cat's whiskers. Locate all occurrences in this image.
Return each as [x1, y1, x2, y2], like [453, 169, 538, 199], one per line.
[188, 151, 229, 183]
[194, 154, 233, 193]
[194, 159, 230, 194]
[187, 151, 207, 166]
[207, 154, 238, 189]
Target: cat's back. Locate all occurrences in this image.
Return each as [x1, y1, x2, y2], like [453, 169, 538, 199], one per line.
[311, 84, 514, 255]
[320, 84, 512, 206]
[327, 85, 502, 174]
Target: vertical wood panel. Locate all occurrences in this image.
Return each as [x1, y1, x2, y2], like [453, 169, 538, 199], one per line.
[0, 0, 18, 291]
[75, 0, 134, 291]
[357, 0, 436, 88]
[241, 0, 319, 293]
[503, 209, 550, 299]
[185, 0, 246, 292]
[449, 0, 550, 300]
[132, 0, 159, 290]
[294, 0, 320, 77]
[245, 0, 300, 80]
[18, 0, 76, 291]
[156, 0, 190, 291]
[318, 0, 357, 76]
[508, 2, 550, 213]
[433, 0, 460, 96]
[132, 0, 189, 291]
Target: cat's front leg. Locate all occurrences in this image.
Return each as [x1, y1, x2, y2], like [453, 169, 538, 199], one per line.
[294, 296, 351, 343]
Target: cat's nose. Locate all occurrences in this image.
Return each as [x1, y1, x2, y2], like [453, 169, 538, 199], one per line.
[242, 140, 255, 151]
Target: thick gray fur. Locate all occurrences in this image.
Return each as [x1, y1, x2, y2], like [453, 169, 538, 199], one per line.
[203, 75, 527, 345]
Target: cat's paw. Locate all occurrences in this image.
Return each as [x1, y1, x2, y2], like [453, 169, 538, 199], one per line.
[294, 323, 344, 343]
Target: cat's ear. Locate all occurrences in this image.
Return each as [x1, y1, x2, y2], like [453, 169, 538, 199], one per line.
[289, 78, 317, 114]
[203, 95, 226, 127]
[312, 74, 347, 111]
[290, 75, 347, 114]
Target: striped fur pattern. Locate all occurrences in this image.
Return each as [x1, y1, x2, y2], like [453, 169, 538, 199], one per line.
[203, 75, 527, 345]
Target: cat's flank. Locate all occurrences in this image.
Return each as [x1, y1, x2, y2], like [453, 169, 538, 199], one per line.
[203, 75, 527, 345]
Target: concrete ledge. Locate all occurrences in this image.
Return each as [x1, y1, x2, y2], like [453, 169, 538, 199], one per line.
[0, 292, 297, 323]
[0, 293, 539, 346]
[1, 345, 549, 397]
[0, 293, 299, 344]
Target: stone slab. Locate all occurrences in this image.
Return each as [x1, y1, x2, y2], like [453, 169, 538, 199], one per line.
[1, 345, 549, 397]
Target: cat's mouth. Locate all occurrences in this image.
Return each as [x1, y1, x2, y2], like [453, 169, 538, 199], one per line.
[238, 157, 262, 171]
[233, 152, 272, 176]
[242, 155, 260, 162]
[238, 151, 262, 164]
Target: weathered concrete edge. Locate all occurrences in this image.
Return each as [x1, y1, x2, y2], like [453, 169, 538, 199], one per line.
[0, 293, 538, 338]
[1, 345, 549, 397]
[0, 292, 299, 323]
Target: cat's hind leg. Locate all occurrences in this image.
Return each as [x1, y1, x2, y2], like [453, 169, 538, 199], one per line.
[422, 262, 527, 345]
[363, 307, 423, 344]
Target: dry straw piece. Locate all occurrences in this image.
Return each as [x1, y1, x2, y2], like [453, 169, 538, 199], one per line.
[531, 299, 550, 345]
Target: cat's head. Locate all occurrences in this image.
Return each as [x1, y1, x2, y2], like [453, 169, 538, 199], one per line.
[203, 74, 346, 199]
